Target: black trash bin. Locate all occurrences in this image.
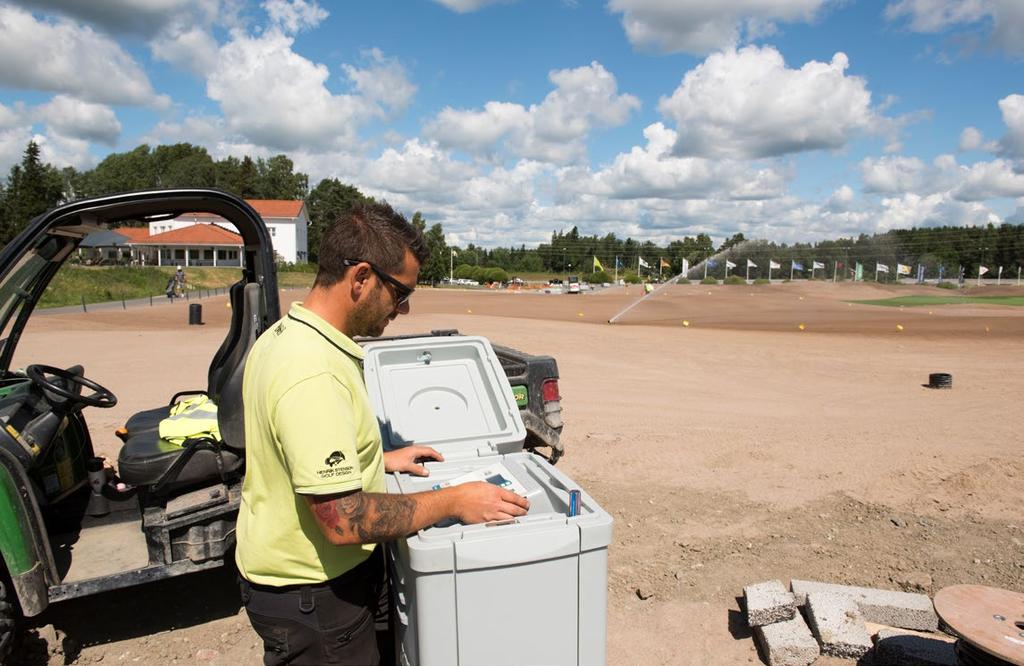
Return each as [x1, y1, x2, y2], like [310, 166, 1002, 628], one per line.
[188, 303, 203, 325]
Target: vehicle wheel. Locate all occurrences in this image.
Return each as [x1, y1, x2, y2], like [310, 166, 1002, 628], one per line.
[0, 578, 21, 663]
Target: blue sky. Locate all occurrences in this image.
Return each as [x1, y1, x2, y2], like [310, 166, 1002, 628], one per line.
[0, 0, 1022, 248]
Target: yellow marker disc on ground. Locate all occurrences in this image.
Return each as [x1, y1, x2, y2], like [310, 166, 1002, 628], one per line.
[467, 309, 473, 314]
[896, 324, 904, 331]
[682, 320, 690, 327]
[799, 296, 804, 300]
[798, 323, 805, 331]
[577, 312, 584, 317]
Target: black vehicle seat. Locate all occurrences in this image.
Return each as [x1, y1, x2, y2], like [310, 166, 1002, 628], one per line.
[117, 282, 262, 490]
[123, 280, 247, 434]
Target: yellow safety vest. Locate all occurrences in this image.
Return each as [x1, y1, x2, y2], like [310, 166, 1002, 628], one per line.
[159, 395, 220, 445]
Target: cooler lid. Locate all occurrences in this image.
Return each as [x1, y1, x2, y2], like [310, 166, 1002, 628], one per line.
[362, 336, 526, 456]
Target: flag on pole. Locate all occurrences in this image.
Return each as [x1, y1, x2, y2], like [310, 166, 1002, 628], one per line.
[660, 258, 671, 269]
[746, 259, 757, 268]
[681, 258, 689, 275]
[725, 259, 736, 269]
[706, 259, 718, 268]
[593, 256, 605, 272]
[451, 249, 458, 256]
[615, 256, 625, 269]
[998, 266, 1003, 278]
[876, 263, 890, 273]
[769, 260, 781, 270]
[855, 263, 863, 281]
[792, 262, 804, 271]
[638, 257, 650, 269]
[979, 265, 989, 276]
[897, 264, 911, 275]
[812, 261, 825, 270]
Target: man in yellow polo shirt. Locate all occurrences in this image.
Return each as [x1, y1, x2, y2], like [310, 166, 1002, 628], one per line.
[237, 202, 529, 665]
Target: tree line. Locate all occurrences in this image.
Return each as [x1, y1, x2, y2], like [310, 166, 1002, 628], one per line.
[1, 140, 1021, 284]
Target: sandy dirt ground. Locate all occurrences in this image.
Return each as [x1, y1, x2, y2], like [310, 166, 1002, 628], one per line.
[8, 281, 1024, 665]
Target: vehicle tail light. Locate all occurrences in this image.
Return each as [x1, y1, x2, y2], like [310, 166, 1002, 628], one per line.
[541, 379, 560, 402]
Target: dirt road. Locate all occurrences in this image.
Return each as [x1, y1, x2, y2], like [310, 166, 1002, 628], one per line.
[12, 282, 1024, 664]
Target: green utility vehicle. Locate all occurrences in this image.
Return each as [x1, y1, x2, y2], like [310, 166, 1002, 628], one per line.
[0, 189, 563, 660]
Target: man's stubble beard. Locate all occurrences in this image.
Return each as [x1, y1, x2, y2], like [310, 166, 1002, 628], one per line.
[349, 288, 392, 338]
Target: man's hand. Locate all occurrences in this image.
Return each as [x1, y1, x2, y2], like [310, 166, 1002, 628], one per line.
[450, 482, 530, 524]
[384, 446, 444, 477]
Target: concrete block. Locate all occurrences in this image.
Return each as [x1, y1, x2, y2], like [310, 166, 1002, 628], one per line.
[805, 592, 874, 659]
[874, 628, 956, 666]
[791, 579, 939, 631]
[754, 614, 820, 666]
[745, 580, 797, 627]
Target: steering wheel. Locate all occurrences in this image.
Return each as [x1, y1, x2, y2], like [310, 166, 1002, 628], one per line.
[26, 364, 118, 409]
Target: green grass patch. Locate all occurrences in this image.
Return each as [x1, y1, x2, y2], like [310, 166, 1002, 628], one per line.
[39, 266, 315, 308]
[850, 295, 1024, 308]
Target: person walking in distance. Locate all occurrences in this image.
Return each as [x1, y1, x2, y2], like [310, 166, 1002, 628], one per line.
[236, 201, 530, 665]
[173, 265, 186, 298]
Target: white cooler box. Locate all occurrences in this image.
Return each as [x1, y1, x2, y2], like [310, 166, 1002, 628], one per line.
[362, 336, 613, 666]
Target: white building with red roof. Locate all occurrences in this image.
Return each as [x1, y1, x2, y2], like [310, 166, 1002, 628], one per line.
[136, 199, 309, 266]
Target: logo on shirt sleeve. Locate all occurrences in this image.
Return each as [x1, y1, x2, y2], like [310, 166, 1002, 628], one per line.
[317, 450, 354, 479]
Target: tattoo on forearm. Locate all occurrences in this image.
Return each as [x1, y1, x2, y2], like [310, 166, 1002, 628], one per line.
[311, 493, 417, 543]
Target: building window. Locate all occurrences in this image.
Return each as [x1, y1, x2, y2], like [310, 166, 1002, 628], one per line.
[204, 249, 214, 260]
[269, 226, 276, 237]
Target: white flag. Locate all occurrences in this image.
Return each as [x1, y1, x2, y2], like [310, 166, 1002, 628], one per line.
[725, 259, 736, 269]
[812, 261, 825, 270]
[769, 260, 781, 269]
[451, 248, 458, 256]
[897, 263, 911, 275]
[876, 263, 890, 273]
[998, 266, 1003, 277]
[638, 257, 650, 268]
[979, 265, 989, 276]
[746, 259, 757, 268]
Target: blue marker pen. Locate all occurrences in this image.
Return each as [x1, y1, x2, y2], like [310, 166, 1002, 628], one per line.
[568, 489, 581, 517]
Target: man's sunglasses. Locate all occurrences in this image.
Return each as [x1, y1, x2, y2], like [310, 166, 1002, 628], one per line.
[342, 259, 414, 307]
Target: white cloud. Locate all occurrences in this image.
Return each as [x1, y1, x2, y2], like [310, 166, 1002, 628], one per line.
[951, 159, 1024, 201]
[874, 192, 999, 231]
[361, 139, 477, 204]
[151, 26, 221, 76]
[860, 155, 928, 194]
[35, 132, 95, 170]
[559, 122, 788, 201]
[206, 30, 413, 152]
[0, 6, 169, 107]
[431, 0, 508, 13]
[425, 61, 639, 164]
[37, 95, 121, 146]
[997, 94, 1024, 158]
[885, 0, 1024, 56]
[658, 46, 877, 159]
[7, 0, 220, 37]
[263, 0, 328, 33]
[607, 0, 830, 55]
[341, 48, 417, 117]
[862, 152, 1024, 202]
[959, 126, 984, 151]
[826, 185, 855, 211]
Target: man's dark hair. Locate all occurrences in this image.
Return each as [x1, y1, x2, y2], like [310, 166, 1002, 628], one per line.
[314, 201, 429, 288]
